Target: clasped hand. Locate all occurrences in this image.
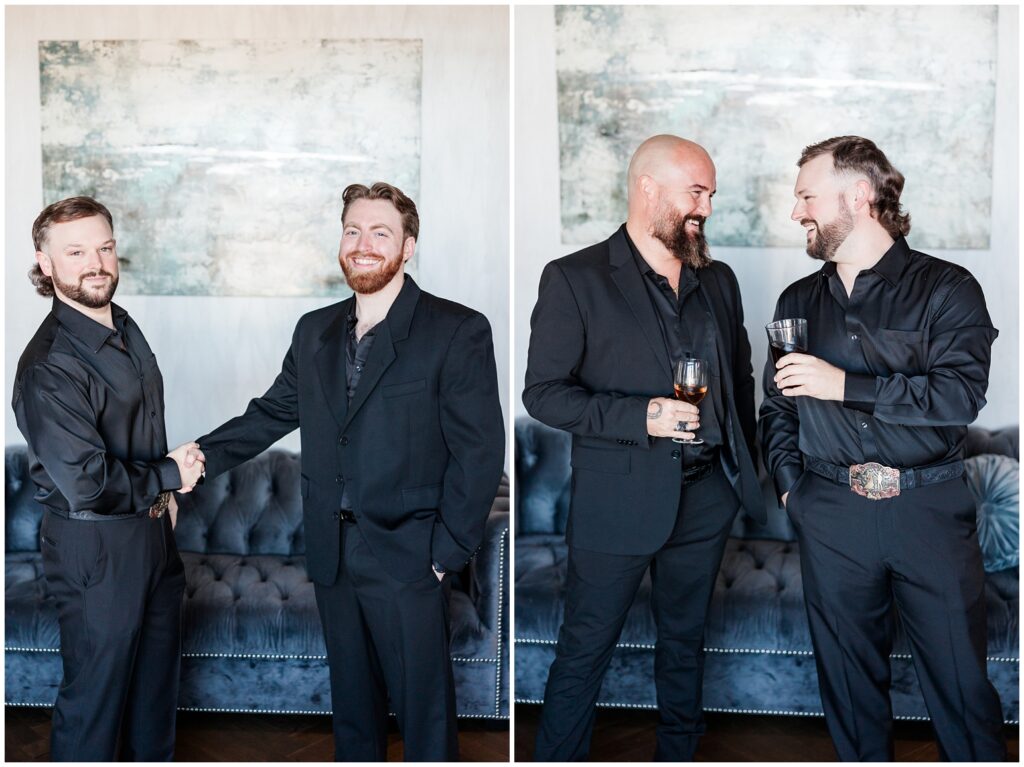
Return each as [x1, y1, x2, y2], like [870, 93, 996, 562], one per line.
[167, 442, 206, 493]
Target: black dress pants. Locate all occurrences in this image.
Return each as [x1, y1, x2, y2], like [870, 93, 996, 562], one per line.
[787, 470, 1006, 761]
[314, 520, 458, 762]
[39, 510, 186, 762]
[534, 468, 739, 762]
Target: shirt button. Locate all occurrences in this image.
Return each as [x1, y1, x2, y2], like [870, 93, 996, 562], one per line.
[335, 475, 343, 484]
[356, 366, 362, 372]
[340, 436, 349, 446]
[671, 450, 681, 460]
[861, 422, 868, 429]
[851, 334, 859, 341]
[150, 411, 156, 417]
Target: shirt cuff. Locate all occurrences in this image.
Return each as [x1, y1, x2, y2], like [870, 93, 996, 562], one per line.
[774, 461, 805, 498]
[156, 456, 183, 492]
[843, 373, 877, 415]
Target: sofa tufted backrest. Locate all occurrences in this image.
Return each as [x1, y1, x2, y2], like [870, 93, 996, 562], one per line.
[513, 416, 1020, 546]
[514, 418, 571, 535]
[4, 446, 306, 556]
[174, 450, 305, 555]
[5, 447, 44, 553]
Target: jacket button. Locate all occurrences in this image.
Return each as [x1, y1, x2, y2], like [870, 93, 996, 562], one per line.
[671, 450, 681, 460]
[335, 475, 343, 484]
[340, 436, 349, 446]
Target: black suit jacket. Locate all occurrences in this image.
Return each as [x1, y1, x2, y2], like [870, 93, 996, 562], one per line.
[523, 226, 763, 556]
[198, 277, 505, 584]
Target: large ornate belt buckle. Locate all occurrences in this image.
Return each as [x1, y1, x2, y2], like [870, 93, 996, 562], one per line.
[849, 462, 900, 500]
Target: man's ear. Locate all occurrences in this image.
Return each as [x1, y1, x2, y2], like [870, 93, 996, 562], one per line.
[402, 236, 416, 263]
[851, 178, 874, 213]
[35, 250, 53, 277]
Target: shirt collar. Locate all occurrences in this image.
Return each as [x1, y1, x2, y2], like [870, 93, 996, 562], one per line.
[51, 298, 125, 353]
[817, 236, 909, 287]
[870, 236, 910, 286]
[623, 227, 698, 286]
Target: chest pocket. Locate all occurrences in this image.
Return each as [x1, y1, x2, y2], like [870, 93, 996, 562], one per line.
[872, 328, 927, 375]
[382, 379, 426, 398]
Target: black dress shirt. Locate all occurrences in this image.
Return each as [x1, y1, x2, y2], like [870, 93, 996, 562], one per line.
[12, 299, 181, 516]
[759, 237, 998, 496]
[626, 231, 723, 465]
[339, 308, 379, 511]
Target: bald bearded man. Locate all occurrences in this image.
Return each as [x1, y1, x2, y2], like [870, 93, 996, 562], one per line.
[523, 136, 763, 761]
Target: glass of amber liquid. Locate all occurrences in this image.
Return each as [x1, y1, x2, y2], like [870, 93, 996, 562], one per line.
[672, 358, 708, 444]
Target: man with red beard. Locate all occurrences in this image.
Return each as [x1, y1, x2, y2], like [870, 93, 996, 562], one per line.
[12, 196, 205, 760]
[189, 182, 505, 761]
[759, 136, 1005, 760]
[524, 135, 762, 760]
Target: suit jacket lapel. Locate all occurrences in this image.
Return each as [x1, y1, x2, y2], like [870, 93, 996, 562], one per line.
[342, 276, 420, 429]
[314, 299, 354, 428]
[607, 227, 673, 381]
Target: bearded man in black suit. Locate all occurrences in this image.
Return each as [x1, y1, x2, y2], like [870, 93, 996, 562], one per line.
[524, 135, 762, 761]
[188, 182, 505, 761]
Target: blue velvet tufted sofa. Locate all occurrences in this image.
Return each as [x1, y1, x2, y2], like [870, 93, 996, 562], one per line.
[514, 416, 1019, 724]
[6, 447, 509, 720]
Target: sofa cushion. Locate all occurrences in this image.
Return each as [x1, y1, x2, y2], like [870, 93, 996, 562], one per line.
[6, 551, 486, 661]
[5, 448, 45, 554]
[514, 536, 1020, 660]
[965, 454, 1019, 572]
[514, 420, 571, 535]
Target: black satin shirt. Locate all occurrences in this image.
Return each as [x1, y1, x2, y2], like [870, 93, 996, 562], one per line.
[626, 231, 724, 465]
[340, 308, 378, 510]
[12, 299, 180, 515]
[759, 237, 998, 497]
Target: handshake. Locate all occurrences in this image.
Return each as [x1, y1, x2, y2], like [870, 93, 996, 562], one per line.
[167, 442, 207, 493]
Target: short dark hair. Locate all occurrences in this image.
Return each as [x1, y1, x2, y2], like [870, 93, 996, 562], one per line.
[798, 136, 911, 239]
[341, 182, 419, 242]
[30, 196, 115, 297]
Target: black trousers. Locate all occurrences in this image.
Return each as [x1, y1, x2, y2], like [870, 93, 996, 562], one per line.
[39, 510, 185, 762]
[534, 468, 739, 762]
[787, 470, 1006, 761]
[314, 520, 458, 762]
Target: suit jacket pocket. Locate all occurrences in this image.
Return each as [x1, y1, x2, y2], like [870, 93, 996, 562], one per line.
[571, 445, 630, 475]
[382, 379, 427, 398]
[403, 482, 443, 511]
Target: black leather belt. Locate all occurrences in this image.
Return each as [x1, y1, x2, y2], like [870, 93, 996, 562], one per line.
[682, 462, 715, 486]
[339, 509, 358, 523]
[804, 456, 964, 501]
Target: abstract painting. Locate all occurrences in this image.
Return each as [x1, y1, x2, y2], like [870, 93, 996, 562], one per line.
[555, 5, 998, 248]
[39, 39, 422, 296]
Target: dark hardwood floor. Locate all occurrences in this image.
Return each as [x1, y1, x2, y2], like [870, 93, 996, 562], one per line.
[5, 708, 509, 762]
[514, 704, 1019, 762]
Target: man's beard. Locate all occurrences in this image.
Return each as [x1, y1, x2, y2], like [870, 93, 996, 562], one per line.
[651, 207, 712, 269]
[804, 198, 854, 262]
[340, 252, 404, 294]
[53, 269, 118, 308]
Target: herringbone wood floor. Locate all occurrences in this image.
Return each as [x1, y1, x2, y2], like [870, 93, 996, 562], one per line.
[5, 708, 509, 762]
[514, 704, 1020, 762]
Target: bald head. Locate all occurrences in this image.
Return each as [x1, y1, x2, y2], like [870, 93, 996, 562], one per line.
[625, 135, 717, 269]
[627, 135, 714, 203]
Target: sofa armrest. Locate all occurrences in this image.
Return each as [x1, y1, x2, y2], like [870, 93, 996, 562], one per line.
[467, 477, 510, 641]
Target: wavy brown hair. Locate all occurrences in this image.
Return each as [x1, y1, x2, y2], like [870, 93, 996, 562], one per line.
[29, 196, 114, 297]
[341, 182, 419, 242]
[799, 136, 911, 239]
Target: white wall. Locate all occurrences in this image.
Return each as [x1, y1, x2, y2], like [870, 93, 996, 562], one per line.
[514, 5, 1019, 430]
[5, 5, 510, 454]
